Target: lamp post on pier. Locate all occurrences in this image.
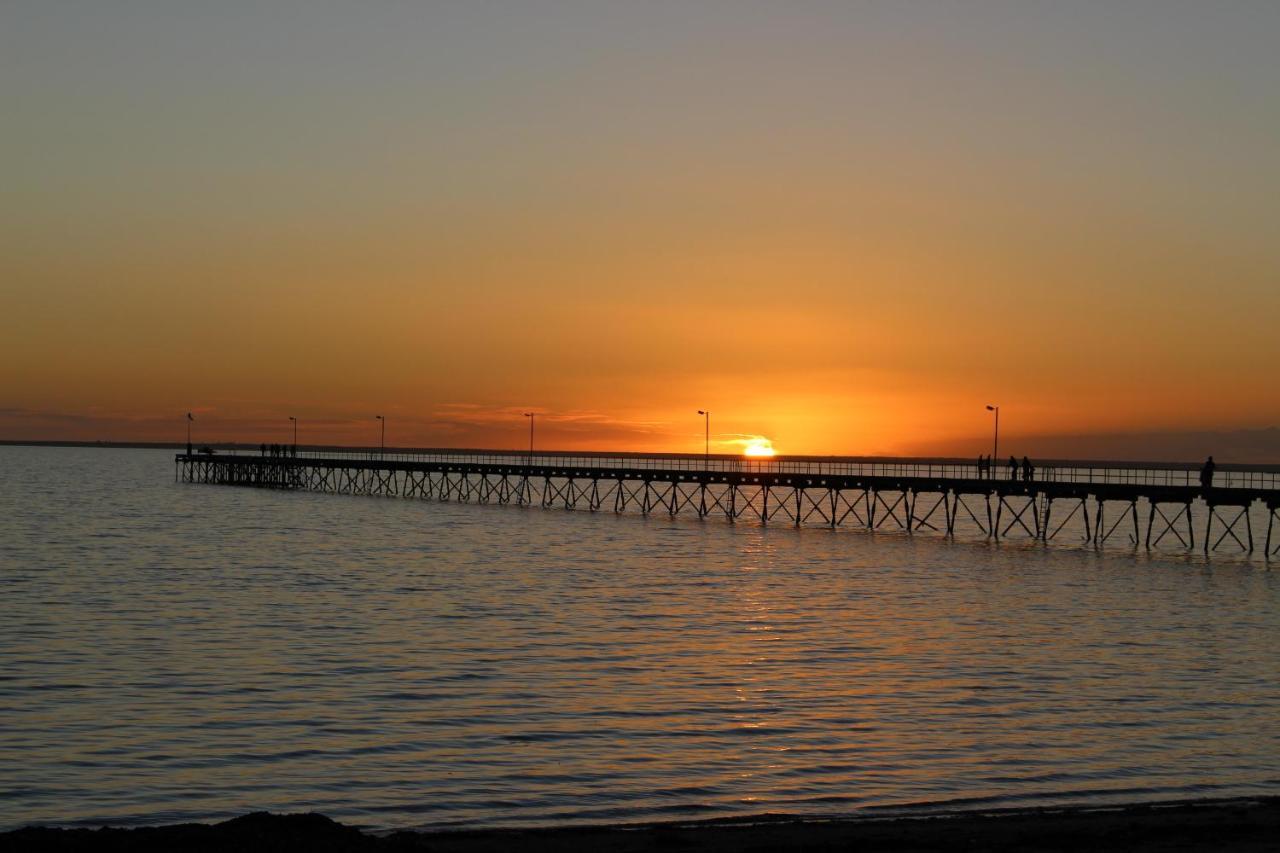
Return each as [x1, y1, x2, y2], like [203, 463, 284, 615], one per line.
[186, 412, 194, 456]
[375, 415, 385, 459]
[697, 410, 710, 469]
[986, 405, 999, 463]
[288, 416, 297, 455]
[523, 412, 535, 466]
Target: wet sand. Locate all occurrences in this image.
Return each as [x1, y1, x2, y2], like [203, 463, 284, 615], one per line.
[5, 797, 1279, 852]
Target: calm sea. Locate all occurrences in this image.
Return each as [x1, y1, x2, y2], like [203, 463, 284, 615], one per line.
[2, 445, 1278, 831]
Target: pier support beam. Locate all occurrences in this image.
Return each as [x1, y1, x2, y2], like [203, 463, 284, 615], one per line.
[1267, 504, 1279, 558]
[1042, 496, 1090, 542]
[871, 490, 909, 531]
[947, 493, 990, 537]
[911, 492, 948, 533]
[1096, 499, 1140, 547]
[995, 493, 1039, 540]
[1146, 502, 1195, 550]
[1205, 503, 1252, 554]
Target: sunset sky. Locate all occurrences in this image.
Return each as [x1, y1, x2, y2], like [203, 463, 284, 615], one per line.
[4, 2, 1278, 459]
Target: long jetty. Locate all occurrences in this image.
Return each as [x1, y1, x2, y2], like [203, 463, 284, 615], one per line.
[176, 449, 1280, 557]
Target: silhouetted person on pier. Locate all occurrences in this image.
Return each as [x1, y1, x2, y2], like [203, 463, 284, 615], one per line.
[977, 455, 986, 478]
[1008, 456, 1018, 480]
[1022, 456, 1034, 483]
[1200, 455, 1216, 491]
[260, 443, 267, 456]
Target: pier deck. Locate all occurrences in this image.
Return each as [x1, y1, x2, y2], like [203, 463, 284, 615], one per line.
[177, 450, 1280, 557]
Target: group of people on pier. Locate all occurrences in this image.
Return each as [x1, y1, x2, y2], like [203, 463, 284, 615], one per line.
[976, 454, 1036, 482]
[973, 454, 1218, 490]
[260, 443, 297, 458]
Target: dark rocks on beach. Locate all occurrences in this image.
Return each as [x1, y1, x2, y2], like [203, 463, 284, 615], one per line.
[2, 812, 392, 852]
[5, 798, 1279, 852]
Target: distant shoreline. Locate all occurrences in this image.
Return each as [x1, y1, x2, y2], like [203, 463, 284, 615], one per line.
[5, 796, 1279, 851]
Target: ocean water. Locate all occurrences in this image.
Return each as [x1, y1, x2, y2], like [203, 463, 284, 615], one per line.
[2, 445, 1278, 831]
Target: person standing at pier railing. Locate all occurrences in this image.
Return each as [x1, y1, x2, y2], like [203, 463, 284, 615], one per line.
[1022, 456, 1034, 483]
[1008, 456, 1018, 480]
[1200, 456, 1215, 492]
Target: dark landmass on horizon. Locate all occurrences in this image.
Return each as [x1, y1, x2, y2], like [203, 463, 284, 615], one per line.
[5, 797, 1278, 852]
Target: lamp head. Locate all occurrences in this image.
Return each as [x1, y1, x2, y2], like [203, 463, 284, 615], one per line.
[986, 405, 996, 411]
[698, 410, 707, 415]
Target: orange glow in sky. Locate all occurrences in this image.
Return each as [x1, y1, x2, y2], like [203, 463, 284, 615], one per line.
[2, 5, 1279, 461]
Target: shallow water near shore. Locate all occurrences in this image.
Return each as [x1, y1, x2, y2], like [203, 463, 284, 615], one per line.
[2, 446, 1278, 830]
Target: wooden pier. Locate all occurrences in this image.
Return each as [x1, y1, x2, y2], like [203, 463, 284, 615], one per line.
[177, 450, 1280, 558]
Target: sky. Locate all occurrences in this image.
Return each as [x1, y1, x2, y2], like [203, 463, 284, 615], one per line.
[3, 2, 1279, 460]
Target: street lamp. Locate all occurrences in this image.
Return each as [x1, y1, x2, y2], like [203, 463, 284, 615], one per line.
[186, 412, 194, 455]
[697, 410, 709, 469]
[523, 412, 534, 463]
[986, 405, 999, 464]
[375, 414, 385, 458]
[288, 416, 297, 454]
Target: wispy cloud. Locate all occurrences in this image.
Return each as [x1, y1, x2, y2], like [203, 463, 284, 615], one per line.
[430, 404, 668, 432]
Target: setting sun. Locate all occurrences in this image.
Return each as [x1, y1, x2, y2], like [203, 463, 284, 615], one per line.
[742, 437, 776, 458]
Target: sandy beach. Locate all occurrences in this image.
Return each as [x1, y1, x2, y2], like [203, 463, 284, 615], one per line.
[6, 796, 1278, 852]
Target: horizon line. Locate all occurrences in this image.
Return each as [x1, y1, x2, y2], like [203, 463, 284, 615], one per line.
[4, 439, 1277, 473]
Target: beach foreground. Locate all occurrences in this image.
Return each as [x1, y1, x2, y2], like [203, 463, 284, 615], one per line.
[5, 797, 1278, 852]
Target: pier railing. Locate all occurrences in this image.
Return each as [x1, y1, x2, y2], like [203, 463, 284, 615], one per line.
[248, 448, 1280, 492]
